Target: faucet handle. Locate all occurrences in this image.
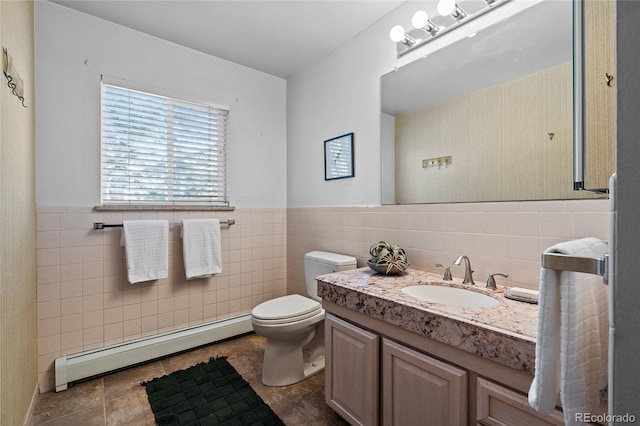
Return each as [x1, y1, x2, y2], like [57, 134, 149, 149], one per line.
[436, 264, 452, 281]
[486, 273, 509, 290]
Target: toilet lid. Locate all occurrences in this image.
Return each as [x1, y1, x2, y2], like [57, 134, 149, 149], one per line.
[252, 294, 321, 321]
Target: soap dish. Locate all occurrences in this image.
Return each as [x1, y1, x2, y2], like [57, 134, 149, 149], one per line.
[504, 287, 539, 304]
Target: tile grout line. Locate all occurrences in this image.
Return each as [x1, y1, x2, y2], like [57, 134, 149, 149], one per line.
[102, 378, 107, 426]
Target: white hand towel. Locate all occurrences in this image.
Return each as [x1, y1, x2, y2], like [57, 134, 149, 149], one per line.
[181, 218, 222, 279]
[528, 237, 608, 425]
[121, 220, 169, 284]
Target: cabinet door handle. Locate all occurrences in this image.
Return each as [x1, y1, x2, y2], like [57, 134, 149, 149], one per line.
[605, 73, 614, 87]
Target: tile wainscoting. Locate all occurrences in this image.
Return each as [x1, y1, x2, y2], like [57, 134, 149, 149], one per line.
[35, 206, 286, 392]
[35, 199, 608, 392]
[286, 199, 609, 296]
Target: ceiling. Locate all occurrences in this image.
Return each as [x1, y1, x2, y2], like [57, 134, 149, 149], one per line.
[49, 0, 403, 79]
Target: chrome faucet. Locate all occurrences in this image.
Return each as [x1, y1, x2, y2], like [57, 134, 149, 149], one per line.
[453, 255, 475, 285]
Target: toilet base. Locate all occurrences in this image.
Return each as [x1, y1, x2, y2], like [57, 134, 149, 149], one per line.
[261, 323, 325, 387]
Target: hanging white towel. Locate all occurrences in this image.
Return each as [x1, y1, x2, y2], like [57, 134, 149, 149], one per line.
[181, 218, 222, 279]
[121, 220, 169, 284]
[528, 237, 608, 425]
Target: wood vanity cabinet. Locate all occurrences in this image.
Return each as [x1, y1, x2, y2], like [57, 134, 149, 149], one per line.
[325, 314, 379, 426]
[474, 376, 564, 426]
[325, 310, 565, 426]
[326, 314, 466, 426]
[382, 338, 467, 426]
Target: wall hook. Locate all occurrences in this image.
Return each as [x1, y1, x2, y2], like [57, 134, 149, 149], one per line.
[605, 73, 614, 87]
[547, 132, 555, 140]
[2, 47, 27, 108]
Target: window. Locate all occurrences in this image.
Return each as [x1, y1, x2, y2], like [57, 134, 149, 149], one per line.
[101, 82, 229, 206]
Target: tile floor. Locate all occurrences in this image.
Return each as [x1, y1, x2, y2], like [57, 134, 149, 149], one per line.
[30, 333, 349, 425]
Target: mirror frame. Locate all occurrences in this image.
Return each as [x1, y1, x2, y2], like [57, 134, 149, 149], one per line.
[573, 0, 610, 194]
[573, 0, 587, 191]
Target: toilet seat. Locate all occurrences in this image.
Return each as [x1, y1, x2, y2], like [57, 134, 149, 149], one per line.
[252, 294, 322, 325]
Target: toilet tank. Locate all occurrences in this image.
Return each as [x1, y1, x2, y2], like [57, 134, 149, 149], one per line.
[304, 251, 357, 301]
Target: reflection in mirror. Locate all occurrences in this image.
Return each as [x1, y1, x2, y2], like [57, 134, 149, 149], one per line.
[381, 0, 602, 204]
[575, 0, 616, 192]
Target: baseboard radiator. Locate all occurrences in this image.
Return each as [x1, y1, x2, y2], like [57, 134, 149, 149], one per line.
[55, 314, 253, 392]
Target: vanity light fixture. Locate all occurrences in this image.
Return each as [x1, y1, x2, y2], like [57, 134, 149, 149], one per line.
[390, 0, 511, 57]
[412, 10, 440, 37]
[449, 5, 468, 22]
[389, 24, 416, 46]
[437, 0, 467, 22]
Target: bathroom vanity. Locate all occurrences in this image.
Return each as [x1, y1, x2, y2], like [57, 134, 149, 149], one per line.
[317, 268, 565, 426]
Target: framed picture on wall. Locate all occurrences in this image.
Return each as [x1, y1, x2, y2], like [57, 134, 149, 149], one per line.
[324, 132, 354, 180]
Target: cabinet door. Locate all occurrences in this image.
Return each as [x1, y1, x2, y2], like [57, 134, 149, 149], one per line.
[325, 314, 379, 426]
[382, 338, 467, 426]
[475, 377, 564, 426]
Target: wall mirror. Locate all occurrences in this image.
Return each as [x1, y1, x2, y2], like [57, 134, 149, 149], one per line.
[381, 0, 605, 204]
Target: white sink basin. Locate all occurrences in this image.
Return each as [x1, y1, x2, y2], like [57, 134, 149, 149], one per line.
[401, 285, 499, 307]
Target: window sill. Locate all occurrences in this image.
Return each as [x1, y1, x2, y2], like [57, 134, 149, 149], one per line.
[94, 205, 235, 212]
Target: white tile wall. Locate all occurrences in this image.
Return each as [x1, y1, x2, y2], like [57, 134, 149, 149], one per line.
[35, 206, 287, 392]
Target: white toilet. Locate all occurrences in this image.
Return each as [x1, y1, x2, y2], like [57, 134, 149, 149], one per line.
[251, 251, 357, 386]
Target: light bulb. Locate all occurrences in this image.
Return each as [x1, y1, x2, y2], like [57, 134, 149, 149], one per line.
[389, 25, 406, 43]
[412, 10, 429, 29]
[437, 0, 456, 16]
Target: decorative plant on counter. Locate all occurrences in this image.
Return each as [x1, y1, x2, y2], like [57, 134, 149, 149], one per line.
[368, 241, 410, 274]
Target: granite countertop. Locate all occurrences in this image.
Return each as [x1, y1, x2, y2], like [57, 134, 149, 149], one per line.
[317, 267, 540, 375]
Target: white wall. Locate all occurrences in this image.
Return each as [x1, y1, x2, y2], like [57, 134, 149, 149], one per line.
[286, 3, 399, 207]
[35, 1, 287, 208]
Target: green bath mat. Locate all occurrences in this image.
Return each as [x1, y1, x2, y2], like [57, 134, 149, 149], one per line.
[142, 356, 284, 426]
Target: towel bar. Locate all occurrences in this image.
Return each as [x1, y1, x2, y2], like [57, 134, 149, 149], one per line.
[541, 252, 609, 284]
[93, 218, 236, 230]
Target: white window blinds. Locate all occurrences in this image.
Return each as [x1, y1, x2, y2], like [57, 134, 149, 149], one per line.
[101, 83, 229, 206]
